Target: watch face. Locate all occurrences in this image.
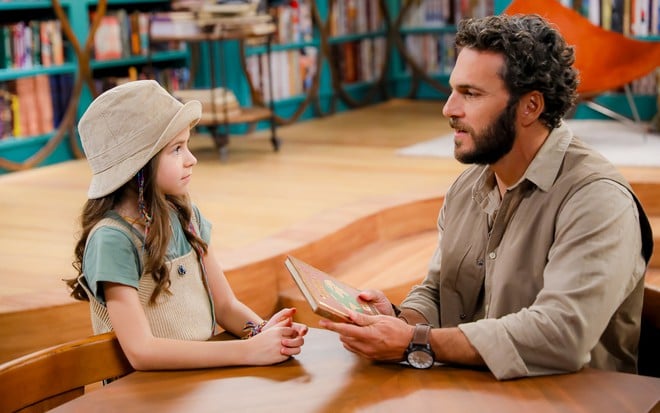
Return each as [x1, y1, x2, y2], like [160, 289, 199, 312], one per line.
[407, 349, 434, 369]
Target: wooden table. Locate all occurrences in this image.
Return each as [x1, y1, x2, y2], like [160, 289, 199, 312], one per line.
[51, 329, 660, 413]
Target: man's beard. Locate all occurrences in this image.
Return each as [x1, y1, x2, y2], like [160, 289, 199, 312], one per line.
[451, 101, 518, 165]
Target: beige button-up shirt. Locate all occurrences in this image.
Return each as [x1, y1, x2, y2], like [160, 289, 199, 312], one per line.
[401, 122, 651, 380]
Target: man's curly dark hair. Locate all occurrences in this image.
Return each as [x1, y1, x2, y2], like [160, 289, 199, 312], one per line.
[455, 14, 579, 129]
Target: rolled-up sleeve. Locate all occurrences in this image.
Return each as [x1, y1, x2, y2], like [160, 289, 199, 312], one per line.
[459, 180, 645, 380]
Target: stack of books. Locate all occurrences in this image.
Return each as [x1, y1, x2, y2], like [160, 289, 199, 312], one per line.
[158, 1, 274, 38]
[172, 0, 260, 14]
[173, 87, 241, 123]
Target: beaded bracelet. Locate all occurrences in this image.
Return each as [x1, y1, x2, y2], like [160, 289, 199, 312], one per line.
[242, 320, 267, 339]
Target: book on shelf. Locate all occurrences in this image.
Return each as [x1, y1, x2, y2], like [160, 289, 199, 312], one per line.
[116, 9, 131, 58]
[33, 75, 53, 135]
[94, 15, 122, 60]
[92, 10, 155, 59]
[0, 20, 64, 69]
[39, 21, 53, 66]
[171, 0, 205, 11]
[6, 75, 55, 138]
[150, 12, 200, 38]
[129, 11, 150, 56]
[199, 1, 259, 15]
[284, 255, 380, 323]
[1, 26, 11, 68]
[0, 84, 12, 140]
[15, 76, 38, 136]
[49, 73, 73, 128]
[173, 87, 240, 110]
[50, 20, 64, 65]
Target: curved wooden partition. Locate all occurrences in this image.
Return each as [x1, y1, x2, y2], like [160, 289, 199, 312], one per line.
[220, 191, 444, 323]
[223, 182, 660, 331]
[2, 183, 659, 363]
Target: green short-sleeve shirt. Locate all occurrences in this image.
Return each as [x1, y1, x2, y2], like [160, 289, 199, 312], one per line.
[83, 205, 211, 304]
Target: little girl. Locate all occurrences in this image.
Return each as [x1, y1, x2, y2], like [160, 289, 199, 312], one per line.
[66, 80, 307, 370]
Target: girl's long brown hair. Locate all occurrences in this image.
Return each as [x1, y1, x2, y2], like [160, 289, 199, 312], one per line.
[66, 157, 208, 304]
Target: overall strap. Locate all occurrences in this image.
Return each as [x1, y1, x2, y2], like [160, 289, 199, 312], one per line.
[187, 210, 217, 330]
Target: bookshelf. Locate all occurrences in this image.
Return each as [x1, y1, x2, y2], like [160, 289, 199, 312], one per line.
[390, 0, 657, 120]
[532, 0, 659, 121]
[1, 0, 657, 173]
[0, 0, 188, 173]
[322, 0, 390, 110]
[150, 15, 280, 158]
[0, 0, 393, 170]
[386, 0, 504, 100]
[237, 0, 390, 124]
[240, 0, 320, 124]
[0, 0, 76, 171]
[83, 0, 189, 118]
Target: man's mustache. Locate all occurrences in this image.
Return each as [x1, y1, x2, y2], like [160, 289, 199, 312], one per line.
[449, 117, 470, 132]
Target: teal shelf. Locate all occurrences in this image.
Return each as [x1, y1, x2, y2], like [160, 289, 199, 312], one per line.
[245, 40, 320, 56]
[271, 94, 308, 106]
[105, 0, 170, 4]
[90, 50, 188, 70]
[0, 1, 57, 11]
[342, 81, 380, 92]
[75, 0, 168, 5]
[0, 63, 77, 82]
[635, 35, 660, 41]
[328, 31, 387, 44]
[392, 72, 450, 82]
[400, 25, 458, 35]
[0, 133, 53, 149]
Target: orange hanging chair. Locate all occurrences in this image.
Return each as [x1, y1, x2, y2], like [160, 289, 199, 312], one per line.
[504, 0, 660, 127]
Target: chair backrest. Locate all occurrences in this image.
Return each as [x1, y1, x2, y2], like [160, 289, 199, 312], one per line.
[504, 0, 660, 96]
[0, 332, 134, 412]
[640, 285, 660, 377]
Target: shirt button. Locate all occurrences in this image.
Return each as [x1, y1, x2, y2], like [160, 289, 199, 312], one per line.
[460, 313, 467, 320]
[489, 252, 496, 259]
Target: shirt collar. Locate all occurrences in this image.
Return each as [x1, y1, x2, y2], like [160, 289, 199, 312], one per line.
[471, 121, 573, 207]
[523, 121, 572, 192]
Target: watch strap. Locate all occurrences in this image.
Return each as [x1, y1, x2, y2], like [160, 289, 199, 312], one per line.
[411, 324, 431, 346]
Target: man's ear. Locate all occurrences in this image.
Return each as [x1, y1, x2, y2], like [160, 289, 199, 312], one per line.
[519, 91, 544, 126]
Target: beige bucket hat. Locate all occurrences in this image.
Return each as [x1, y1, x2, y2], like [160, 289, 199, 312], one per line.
[78, 80, 202, 199]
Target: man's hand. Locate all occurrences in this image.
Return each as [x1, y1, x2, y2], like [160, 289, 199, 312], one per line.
[319, 310, 414, 362]
[357, 289, 396, 316]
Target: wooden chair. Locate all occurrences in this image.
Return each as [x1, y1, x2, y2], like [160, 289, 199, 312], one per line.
[504, 0, 660, 131]
[0, 332, 134, 413]
[640, 284, 660, 377]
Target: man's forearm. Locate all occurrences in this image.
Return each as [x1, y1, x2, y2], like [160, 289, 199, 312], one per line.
[398, 308, 484, 367]
[431, 327, 485, 366]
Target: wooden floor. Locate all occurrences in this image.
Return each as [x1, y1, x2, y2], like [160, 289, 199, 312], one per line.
[1, 99, 660, 361]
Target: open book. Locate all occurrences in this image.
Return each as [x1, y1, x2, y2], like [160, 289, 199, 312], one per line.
[284, 256, 380, 322]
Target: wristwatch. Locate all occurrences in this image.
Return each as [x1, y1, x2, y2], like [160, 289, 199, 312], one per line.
[405, 323, 435, 369]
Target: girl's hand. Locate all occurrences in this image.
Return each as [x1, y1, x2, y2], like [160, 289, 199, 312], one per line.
[263, 307, 309, 338]
[245, 317, 305, 365]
